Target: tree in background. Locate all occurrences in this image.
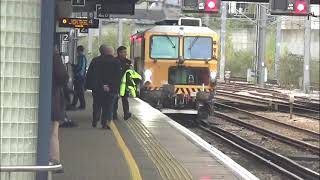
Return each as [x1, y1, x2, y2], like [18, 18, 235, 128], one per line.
[265, 27, 276, 80]
[77, 22, 133, 62]
[279, 50, 303, 89]
[224, 19, 255, 78]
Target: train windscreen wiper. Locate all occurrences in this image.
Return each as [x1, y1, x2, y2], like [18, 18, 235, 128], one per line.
[188, 37, 199, 50]
[165, 35, 176, 48]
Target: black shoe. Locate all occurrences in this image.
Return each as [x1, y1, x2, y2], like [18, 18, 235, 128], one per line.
[92, 122, 97, 128]
[67, 120, 78, 127]
[68, 106, 78, 111]
[66, 105, 73, 111]
[59, 121, 69, 128]
[102, 124, 110, 129]
[78, 106, 85, 110]
[124, 113, 132, 120]
[54, 168, 64, 174]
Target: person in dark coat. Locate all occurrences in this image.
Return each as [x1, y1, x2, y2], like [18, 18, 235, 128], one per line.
[85, 44, 107, 128]
[50, 45, 68, 167]
[113, 46, 132, 120]
[96, 47, 121, 129]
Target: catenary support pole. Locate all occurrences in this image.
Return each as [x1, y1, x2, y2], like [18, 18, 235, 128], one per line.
[303, 16, 311, 93]
[118, 19, 123, 47]
[275, 17, 282, 82]
[219, 2, 227, 81]
[257, 4, 267, 87]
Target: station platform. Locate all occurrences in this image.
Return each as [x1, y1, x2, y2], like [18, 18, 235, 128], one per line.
[53, 93, 258, 180]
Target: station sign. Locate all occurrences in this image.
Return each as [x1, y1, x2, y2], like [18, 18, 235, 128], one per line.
[62, 34, 69, 41]
[96, 4, 110, 19]
[79, 28, 89, 33]
[59, 18, 99, 28]
[72, 0, 85, 7]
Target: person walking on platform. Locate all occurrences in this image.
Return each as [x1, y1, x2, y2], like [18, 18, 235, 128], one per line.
[96, 47, 121, 129]
[119, 65, 142, 120]
[113, 46, 132, 120]
[50, 45, 68, 171]
[86, 45, 107, 128]
[71, 45, 87, 110]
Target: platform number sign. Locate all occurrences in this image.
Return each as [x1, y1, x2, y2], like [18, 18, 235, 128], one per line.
[87, 11, 95, 29]
[63, 34, 69, 42]
[96, 4, 110, 19]
[72, 0, 85, 7]
[80, 28, 88, 33]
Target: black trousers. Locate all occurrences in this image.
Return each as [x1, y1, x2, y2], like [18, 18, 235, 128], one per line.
[92, 91, 102, 124]
[63, 86, 72, 107]
[72, 79, 86, 108]
[93, 91, 117, 125]
[113, 92, 129, 119]
[101, 93, 117, 125]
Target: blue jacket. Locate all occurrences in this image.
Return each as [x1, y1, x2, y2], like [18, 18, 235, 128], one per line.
[73, 54, 87, 82]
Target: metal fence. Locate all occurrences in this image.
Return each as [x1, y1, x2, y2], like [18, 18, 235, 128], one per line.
[0, 164, 62, 180]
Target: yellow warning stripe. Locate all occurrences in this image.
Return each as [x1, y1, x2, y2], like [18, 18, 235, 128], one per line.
[110, 121, 142, 180]
[145, 87, 214, 94]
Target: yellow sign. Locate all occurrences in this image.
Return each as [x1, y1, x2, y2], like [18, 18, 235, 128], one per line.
[59, 17, 99, 29]
[59, 18, 88, 28]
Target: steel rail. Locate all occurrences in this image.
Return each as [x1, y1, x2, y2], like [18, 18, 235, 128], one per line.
[214, 111, 320, 154]
[199, 122, 320, 180]
[216, 91, 320, 120]
[215, 102, 320, 137]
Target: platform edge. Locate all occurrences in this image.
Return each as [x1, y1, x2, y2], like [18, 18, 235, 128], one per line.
[134, 98, 259, 180]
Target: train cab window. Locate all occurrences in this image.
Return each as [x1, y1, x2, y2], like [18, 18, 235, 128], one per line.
[184, 37, 212, 60]
[150, 35, 179, 59]
[168, 67, 210, 85]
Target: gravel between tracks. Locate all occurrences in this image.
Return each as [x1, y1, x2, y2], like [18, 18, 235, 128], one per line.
[208, 116, 320, 173]
[253, 111, 320, 133]
[219, 109, 320, 147]
[171, 116, 289, 180]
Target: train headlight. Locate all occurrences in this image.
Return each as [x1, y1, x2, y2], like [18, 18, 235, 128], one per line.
[144, 69, 152, 83]
[210, 71, 217, 81]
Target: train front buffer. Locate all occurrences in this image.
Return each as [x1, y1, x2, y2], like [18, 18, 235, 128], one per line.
[141, 83, 216, 120]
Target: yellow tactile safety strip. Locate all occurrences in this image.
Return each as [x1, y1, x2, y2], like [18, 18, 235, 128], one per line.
[126, 118, 193, 180]
[110, 121, 142, 180]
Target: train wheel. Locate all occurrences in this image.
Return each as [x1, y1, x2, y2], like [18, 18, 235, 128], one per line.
[196, 103, 209, 124]
[208, 100, 214, 116]
[197, 109, 209, 120]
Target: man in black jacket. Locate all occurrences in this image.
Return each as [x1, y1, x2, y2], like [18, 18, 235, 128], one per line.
[96, 47, 121, 129]
[113, 46, 132, 120]
[85, 44, 107, 127]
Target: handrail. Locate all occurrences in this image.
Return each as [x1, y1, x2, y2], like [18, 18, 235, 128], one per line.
[0, 164, 62, 172]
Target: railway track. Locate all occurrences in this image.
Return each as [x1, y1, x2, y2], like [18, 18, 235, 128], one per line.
[215, 102, 320, 140]
[212, 110, 320, 155]
[216, 91, 320, 120]
[169, 109, 320, 179]
[217, 83, 320, 106]
[198, 121, 320, 180]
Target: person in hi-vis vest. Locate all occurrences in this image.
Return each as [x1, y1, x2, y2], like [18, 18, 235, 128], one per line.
[119, 65, 142, 120]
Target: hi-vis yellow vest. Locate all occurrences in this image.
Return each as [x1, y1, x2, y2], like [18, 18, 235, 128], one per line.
[120, 69, 142, 97]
